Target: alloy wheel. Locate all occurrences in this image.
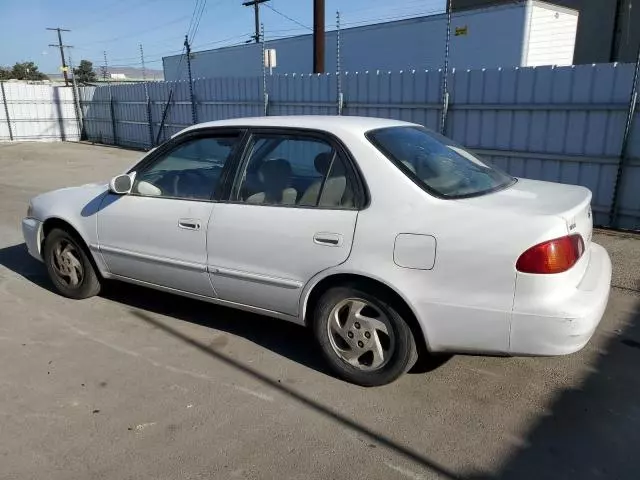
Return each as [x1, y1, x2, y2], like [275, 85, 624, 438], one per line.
[327, 298, 395, 371]
[50, 239, 84, 288]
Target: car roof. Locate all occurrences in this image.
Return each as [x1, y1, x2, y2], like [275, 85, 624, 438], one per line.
[180, 115, 418, 136]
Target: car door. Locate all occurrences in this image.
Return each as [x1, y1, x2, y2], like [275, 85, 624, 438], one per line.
[97, 129, 244, 297]
[206, 128, 365, 316]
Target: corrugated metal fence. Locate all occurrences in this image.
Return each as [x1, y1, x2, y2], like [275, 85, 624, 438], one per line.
[0, 82, 80, 142]
[2, 64, 639, 230]
[77, 64, 640, 230]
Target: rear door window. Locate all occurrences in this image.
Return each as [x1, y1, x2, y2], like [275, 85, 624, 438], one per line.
[236, 133, 356, 208]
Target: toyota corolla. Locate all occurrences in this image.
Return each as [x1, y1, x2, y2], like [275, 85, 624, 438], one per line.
[22, 116, 612, 386]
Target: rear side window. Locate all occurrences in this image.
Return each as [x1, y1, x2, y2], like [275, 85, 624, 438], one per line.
[367, 127, 515, 198]
[236, 134, 356, 208]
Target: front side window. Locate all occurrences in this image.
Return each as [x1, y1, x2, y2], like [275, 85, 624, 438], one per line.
[236, 134, 355, 208]
[133, 135, 239, 200]
[368, 127, 515, 198]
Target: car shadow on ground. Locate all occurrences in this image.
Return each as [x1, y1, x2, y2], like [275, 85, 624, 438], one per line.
[0, 243, 447, 379]
[0, 243, 54, 291]
[103, 280, 334, 376]
[0, 243, 330, 375]
[474, 295, 640, 480]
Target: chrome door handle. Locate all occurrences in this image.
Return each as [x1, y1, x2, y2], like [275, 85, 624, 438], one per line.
[313, 232, 342, 246]
[178, 219, 201, 230]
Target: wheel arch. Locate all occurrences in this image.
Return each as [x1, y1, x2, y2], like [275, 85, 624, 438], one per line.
[41, 217, 105, 277]
[301, 272, 431, 356]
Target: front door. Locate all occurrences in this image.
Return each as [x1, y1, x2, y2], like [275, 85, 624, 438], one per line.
[206, 130, 363, 316]
[97, 131, 243, 297]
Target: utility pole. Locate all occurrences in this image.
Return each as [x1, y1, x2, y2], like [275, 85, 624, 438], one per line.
[47, 27, 71, 86]
[313, 0, 325, 73]
[66, 48, 84, 140]
[185, 35, 197, 124]
[242, 0, 270, 43]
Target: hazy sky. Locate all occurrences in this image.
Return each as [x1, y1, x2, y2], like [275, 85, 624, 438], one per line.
[0, 0, 445, 74]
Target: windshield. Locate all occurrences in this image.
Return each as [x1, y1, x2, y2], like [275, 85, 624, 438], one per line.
[367, 126, 515, 198]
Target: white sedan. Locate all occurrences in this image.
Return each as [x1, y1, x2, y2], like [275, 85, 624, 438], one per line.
[22, 116, 612, 386]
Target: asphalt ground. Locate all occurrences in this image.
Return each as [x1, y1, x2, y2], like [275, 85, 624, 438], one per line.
[1, 141, 639, 480]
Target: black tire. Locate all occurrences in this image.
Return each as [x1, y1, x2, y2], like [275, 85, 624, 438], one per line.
[43, 228, 101, 299]
[313, 285, 417, 387]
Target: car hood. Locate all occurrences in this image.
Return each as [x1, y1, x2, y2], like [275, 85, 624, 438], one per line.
[31, 182, 110, 221]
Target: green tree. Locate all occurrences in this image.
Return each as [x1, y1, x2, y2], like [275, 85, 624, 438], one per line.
[10, 62, 48, 81]
[73, 59, 97, 83]
[0, 67, 10, 80]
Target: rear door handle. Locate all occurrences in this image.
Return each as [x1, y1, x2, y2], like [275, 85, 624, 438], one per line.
[313, 232, 343, 246]
[178, 218, 201, 231]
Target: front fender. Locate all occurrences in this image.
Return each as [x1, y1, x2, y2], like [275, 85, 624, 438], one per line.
[31, 184, 110, 274]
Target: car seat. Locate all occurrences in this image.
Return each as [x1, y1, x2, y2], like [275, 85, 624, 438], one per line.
[299, 152, 351, 207]
[246, 158, 297, 205]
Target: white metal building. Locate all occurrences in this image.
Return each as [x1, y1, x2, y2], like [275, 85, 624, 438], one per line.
[163, 0, 578, 81]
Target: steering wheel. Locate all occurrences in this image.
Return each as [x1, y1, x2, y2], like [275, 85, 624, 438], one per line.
[173, 169, 212, 198]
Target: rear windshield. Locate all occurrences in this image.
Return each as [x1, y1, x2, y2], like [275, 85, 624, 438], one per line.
[367, 126, 515, 198]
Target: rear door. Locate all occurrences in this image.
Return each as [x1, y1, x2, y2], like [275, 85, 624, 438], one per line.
[206, 128, 364, 316]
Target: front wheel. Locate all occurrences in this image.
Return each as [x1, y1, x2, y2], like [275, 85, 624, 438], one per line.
[43, 228, 101, 299]
[313, 286, 417, 386]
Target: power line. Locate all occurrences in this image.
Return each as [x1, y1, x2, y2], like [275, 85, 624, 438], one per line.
[192, 32, 255, 50]
[189, 0, 208, 42]
[263, 27, 310, 33]
[264, 3, 311, 31]
[170, 0, 207, 82]
[108, 47, 185, 63]
[105, 32, 252, 66]
[186, 0, 204, 41]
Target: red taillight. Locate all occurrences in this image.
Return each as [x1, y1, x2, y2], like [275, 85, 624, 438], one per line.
[516, 234, 585, 274]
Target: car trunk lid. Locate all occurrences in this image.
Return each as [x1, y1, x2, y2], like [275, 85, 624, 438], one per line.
[458, 178, 593, 246]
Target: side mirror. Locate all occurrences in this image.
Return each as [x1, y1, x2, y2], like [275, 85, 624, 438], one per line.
[109, 173, 134, 195]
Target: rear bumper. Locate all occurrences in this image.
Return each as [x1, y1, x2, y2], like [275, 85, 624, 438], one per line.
[22, 217, 43, 262]
[509, 242, 612, 355]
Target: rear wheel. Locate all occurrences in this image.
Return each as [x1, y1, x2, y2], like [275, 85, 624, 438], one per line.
[43, 228, 101, 299]
[313, 286, 417, 386]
